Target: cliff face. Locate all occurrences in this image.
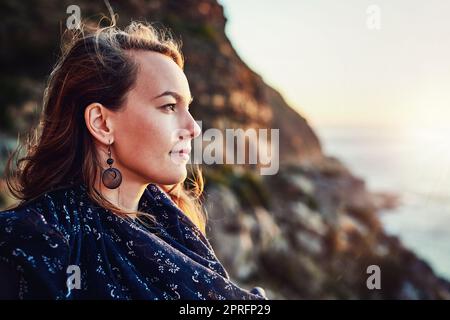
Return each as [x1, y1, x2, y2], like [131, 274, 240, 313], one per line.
[1, 0, 449, 299]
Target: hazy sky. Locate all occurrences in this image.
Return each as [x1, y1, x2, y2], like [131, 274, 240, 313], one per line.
[219, 0, 450, 130]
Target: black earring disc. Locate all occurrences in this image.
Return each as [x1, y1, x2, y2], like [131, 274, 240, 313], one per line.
[102, 168, 122, 189]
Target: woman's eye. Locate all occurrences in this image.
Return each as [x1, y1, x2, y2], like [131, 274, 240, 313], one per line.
[162, 104, 176, 112]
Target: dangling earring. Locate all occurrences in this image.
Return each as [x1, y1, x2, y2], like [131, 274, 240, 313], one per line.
[102, 141, 122, 189]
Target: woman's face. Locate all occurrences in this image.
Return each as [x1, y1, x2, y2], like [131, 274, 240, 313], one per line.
[108, 50, 201, 186]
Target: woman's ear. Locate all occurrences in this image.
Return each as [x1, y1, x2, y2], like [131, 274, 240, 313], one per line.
[84, 103, 114, 144]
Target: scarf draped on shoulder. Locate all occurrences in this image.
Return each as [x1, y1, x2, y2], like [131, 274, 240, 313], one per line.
[0, 182, 266, 300]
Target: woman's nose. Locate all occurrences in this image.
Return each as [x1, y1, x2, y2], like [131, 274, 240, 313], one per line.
[179, 114, 201, 140]
[190, 119, 201, 139]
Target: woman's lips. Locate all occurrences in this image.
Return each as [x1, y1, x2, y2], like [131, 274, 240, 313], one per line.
[169, 148, 191, 154]
[169, 149, 191, 161]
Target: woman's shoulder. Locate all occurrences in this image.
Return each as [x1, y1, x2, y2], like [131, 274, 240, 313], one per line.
[0, 200, 65, 242]
[0, 185, 81, 256]
[0, 190, 74, 299]
[1, 186, 75, 233]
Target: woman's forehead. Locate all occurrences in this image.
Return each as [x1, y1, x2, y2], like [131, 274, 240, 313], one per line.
[130, 50, 190, 99]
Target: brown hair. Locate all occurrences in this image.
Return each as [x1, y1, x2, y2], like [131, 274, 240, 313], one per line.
[4, 21, 207, 234]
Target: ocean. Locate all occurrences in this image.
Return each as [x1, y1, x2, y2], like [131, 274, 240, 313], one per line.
[316, 125, 450, 281]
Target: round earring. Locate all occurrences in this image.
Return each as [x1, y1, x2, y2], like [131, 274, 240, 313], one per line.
[101, 141, 122, 189]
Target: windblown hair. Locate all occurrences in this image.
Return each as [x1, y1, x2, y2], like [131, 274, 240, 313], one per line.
[4, 20, 207, 234]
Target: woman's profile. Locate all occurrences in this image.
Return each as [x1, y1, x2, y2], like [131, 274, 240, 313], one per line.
[0, 20, 266, 300]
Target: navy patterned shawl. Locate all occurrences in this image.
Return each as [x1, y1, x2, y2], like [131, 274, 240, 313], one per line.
[0, 182, 266, 300]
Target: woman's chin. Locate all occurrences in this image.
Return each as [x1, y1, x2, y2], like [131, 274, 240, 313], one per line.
[156, 168, 187, 185]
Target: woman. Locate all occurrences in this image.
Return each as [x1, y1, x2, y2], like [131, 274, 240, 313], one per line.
[0, 21, 266, 300]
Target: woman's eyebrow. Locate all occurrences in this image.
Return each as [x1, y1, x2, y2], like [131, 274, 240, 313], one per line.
[152, 90, 194, 104]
